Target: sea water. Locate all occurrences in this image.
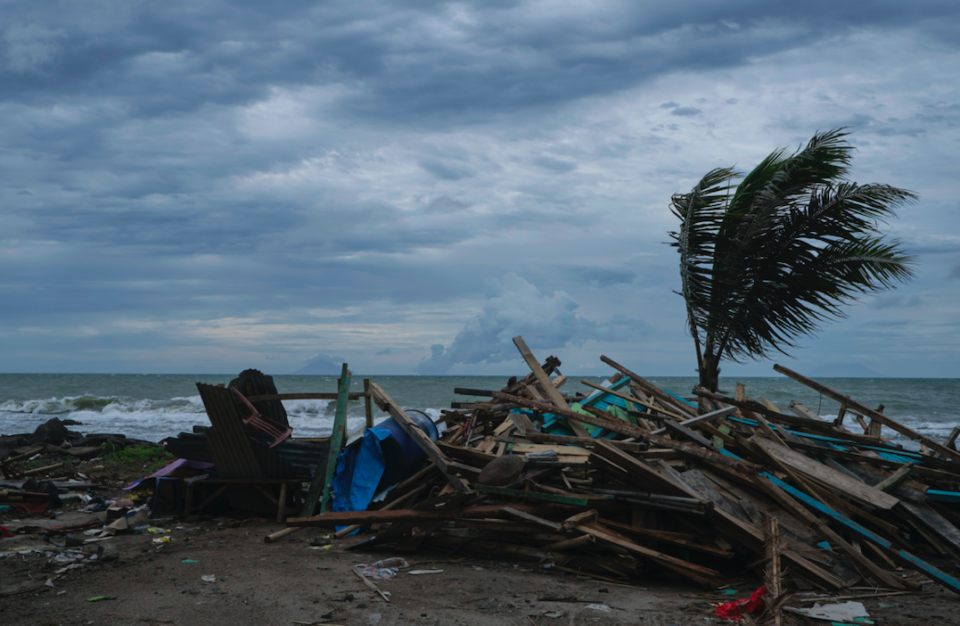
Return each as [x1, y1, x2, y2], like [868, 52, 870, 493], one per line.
[0, 373, 957, 450]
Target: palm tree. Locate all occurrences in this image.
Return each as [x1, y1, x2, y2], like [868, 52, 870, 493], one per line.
[668, 129, 916, 392]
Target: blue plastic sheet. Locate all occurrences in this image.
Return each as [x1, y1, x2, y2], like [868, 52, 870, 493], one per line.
[331, 427, 393, 533]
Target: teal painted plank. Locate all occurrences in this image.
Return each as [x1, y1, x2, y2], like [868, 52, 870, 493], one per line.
[926, 490, 960, 504]
[319, 364, 352, 514]
[764, 474, 960, 595]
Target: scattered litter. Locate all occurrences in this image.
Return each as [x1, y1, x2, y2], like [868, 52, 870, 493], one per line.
[201, 575, 216, 583]
[407, 569, 443, 575]
[87, 595, 115, 602]
[181, 559, 199, 563]
[356, 558, 409, 580]
[784, 601, 872, 624]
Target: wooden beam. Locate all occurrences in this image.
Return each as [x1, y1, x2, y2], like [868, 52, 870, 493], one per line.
[751, 437, 900, 510]
[368, 382, 471, 493]
[363, 378, 375, 429]
[246, 392, 365, 402]
[760, 474, 960, 595]
[287, 503, 559, 527]
[751, 475, 907, 590]
[599, 355, 695, 418]
[650, 406, 738, 435]
[774, 364, 960, 464]
[579, 379, 681, 419]
[513, 336, 589, 438]
[876, 463, 914, 492]
[301, 364, 351, 517]
[491, 390, 758, 472]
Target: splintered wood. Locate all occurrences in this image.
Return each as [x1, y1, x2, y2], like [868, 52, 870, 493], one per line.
[289, 341, 960, 598]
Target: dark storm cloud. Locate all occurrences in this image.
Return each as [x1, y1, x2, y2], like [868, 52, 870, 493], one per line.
[2, 1, 960, 375]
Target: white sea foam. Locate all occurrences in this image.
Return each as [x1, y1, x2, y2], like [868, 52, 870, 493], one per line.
[0, 393, 417, 442]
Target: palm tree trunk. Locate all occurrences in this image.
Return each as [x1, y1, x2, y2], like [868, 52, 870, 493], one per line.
[699, 340, 721, 392]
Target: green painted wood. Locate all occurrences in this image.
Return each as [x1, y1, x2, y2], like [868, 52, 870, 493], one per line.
[301, 363, 351, 517]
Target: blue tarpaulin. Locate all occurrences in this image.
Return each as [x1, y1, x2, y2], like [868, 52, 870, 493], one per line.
[330, 427, 393, 533]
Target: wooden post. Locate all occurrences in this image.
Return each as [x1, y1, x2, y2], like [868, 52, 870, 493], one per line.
[513, 336, 589, 438]
[363, 378, 374, 429]
[301, 364, 351, 517]
[834, 403, 848, 427]
[945, 426, 960, 451]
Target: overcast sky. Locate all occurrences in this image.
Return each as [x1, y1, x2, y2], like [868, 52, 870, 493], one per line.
[2, 1, 958, 377]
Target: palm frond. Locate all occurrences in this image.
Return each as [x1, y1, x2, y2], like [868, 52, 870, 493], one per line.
[670, 128, 918, 384]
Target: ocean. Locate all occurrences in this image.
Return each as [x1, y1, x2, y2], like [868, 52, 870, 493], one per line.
[1, 373, 957, 450]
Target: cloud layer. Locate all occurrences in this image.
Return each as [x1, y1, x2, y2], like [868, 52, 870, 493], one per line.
[2, 2, 959, 376]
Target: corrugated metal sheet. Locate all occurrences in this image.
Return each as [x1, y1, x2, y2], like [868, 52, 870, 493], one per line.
[196, 383, 273, 513]
[163, 433, 328, 480]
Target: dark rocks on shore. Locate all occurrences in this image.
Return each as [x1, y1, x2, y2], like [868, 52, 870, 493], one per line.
[0, 418, 160, 461]
[31, 417, 83, 445]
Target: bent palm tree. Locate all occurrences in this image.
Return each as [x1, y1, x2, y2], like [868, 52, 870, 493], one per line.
[668, 129, 916, 392]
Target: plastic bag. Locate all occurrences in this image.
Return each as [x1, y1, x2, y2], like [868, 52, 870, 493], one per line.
[357, 557, 410, 580]
[715, 585, 766, 621]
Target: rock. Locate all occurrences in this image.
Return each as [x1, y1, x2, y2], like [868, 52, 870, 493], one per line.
[477, 455, 524, 486]
[96, 543, 120, 563]
[31, 418, 73, 445]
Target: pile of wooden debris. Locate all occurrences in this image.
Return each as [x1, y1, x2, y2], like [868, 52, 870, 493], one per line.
[287, 336, 960, 619]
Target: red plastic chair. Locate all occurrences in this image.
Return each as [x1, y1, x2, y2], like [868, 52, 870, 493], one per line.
[230, 387, 294, 448]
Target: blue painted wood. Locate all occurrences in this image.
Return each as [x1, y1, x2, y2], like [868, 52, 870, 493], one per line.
[663, 389, 698, 409]
[926, 490, 960, 504]
[580, 377, 632, 408]
[763, 474, 960, 595]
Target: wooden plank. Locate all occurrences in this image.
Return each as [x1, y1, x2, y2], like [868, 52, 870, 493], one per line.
[650, 406, 738, 435]
[763, 515, 786, 626]
[491, 390, 758, 472]
[246, 392, 365, 402]
[696, 389, 888, 447]
[897, 501, 960, 558]
[368, 382, 471, 493]
[876, 463, 914, 492]
[751, 474, 908, 590]
[599, 518, 734, 558]
[789, 401, 823, 421]
[576, 521, 722, 586]
[579, 379, 681, 419]
[774, 364, 960, 464]
[761, 474, 960, 595]
[599, 355, 696, 418]
[289, 503, 553, 527]
[363, 379, 375, 429]
[513, 336, 589, 438]
[474, 484, 595, 506]
[301, 365, 351, 517]
[521, 430, 646, 453]
[752, 437, 900, 510]
[945, 426, 960, 451]
[502, 506, 562, 531]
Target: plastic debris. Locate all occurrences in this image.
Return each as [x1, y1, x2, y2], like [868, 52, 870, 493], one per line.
[357, 557, 409, 580]
[715, 585, 766, 621]
[785, 601, 872, 624]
